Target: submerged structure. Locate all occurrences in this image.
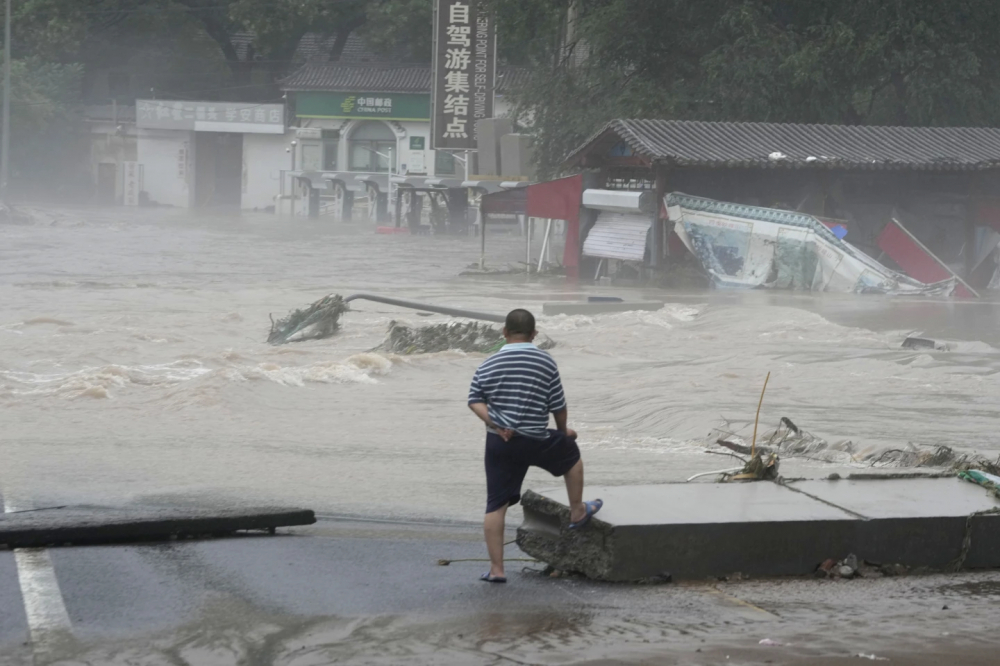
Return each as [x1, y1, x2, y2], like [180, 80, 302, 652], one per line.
[667, 193, 955, 295]
[560, 119, 1000, 292]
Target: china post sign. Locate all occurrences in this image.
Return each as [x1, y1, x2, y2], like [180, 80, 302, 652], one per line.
[431, 0, 496, 151]
[136, 100, 286, 134]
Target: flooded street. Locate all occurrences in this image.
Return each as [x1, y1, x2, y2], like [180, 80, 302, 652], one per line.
[2, 208, 1000, 523]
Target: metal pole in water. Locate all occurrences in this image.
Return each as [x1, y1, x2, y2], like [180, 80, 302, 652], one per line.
[1, 0, 11, 204]
[538, 218, 552, 272]
[479, 208, 486, 269]
[525, 216, 531, 274]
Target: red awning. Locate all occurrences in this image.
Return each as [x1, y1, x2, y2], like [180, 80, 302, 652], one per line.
[877, 218, 977, 298]
[526, 175, 583, 277]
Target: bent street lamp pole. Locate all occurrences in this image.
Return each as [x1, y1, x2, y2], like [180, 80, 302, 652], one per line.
[1, 0, 10, 204]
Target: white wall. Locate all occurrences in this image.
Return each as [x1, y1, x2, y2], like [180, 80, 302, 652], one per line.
[137, 129, 194, 207]
[243, 132, 290, 210]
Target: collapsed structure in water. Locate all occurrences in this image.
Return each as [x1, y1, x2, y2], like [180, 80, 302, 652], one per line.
[667, 193, 959, 296]
[535, 119, 1000, 293]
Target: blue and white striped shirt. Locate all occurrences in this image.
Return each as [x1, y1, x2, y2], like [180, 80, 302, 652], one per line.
[468, 342, 567, 440]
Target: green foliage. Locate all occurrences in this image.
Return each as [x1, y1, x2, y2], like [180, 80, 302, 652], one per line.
[360, 0, 433, 61]
[507, 0, 1000, 174]
[9, 0, 1000, 186]
[230, 0, 367, 60]
[4, 56, 85, 180]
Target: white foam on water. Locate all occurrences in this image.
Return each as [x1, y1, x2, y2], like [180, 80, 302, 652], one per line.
[226, 353, 394, 387]
[0, 361, 213, 399]
[0, 352, 397, 398]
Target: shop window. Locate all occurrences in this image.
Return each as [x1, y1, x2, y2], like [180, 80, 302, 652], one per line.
[322, 129, 339, 171]
[301, 144, 322, 171]
[435, 150, 456, 175]
[348, 121, 395, 172]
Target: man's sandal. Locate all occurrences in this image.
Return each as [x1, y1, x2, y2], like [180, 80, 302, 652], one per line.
[568, 499, 603, 530]
[480, 573, 507, 583]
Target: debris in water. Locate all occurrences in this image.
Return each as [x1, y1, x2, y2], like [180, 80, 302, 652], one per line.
[728, 450, 780, 481]
[902, 336, 945, 350]
[268, 295, 348, 345]
[375, 320, 555, 355]
[667, 193, 956, 296]
[711, 416, 995, 469]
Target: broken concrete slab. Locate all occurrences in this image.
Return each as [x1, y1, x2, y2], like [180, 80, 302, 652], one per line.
[0, 506, 316, 548]
[788, 477, 1000, 570]
[516, 477, 1000, 581]
[541, 301, 664, 316]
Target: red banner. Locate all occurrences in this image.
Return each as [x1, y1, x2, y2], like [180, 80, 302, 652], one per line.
[877, 219, 976, 298]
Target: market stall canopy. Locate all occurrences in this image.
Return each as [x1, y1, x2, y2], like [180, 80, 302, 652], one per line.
[565, 119, 1000, 171]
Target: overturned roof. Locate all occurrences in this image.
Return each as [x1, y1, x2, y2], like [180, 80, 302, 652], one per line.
[281, 63, 529, 95]
[566, 119, 1000, 171]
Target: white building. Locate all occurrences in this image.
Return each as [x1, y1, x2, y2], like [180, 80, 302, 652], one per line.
[127, 63, 524, 212]
[135, 99, 288, 210]
[85, 105, 138, 204]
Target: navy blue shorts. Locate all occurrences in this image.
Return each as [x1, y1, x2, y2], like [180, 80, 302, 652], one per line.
[484, 429, 581, 513]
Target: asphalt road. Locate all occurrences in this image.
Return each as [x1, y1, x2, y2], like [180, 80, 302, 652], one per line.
[2, 518, 1000, 665]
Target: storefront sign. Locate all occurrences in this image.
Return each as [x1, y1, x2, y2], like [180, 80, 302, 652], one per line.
[177, 144, 187, 180]
[410, 136, 426, 150]
[296, 127, 322, 139]
[294, 92, 430, 120]
[408, 150, 426, 173]
[431, 0, 496, 151]
[137, 100, 286, 134]
[122, 161, 140, 206]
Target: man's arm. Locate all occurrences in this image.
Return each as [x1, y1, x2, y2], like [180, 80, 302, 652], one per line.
[469, 402, 513, 441]
[548, 366, 576, 439]
[552, 408, 577, 440]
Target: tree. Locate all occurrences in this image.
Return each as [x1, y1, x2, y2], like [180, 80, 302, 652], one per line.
[4, 56, 85, 183]
[501, 0, 1000, 176]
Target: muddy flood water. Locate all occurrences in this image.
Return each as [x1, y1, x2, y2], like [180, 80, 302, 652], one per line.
[2, 208, 1000, 523]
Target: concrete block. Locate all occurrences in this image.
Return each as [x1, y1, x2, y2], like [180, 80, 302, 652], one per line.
[0, 506, 316, 548]
[500, 134, 535, 180]
[517, 477, 1000, 581]
[542, 301, 664, 316]
[789, 477, 1000, 569]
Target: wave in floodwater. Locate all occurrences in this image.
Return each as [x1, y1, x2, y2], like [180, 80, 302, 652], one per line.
[0, 353, 395, 400]
[3, 208, 1000, 519]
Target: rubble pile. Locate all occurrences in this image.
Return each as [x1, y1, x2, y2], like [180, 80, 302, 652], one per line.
[376, 320, 555, 355]
[710, 416, 992, 469]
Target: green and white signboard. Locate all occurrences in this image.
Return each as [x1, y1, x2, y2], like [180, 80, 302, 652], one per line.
[295, 92, 430, 121]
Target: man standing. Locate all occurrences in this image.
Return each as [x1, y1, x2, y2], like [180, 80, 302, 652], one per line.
[468, 308, 602, 583]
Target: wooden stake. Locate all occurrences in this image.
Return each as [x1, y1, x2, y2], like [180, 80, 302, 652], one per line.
[750, 372, 771, 459]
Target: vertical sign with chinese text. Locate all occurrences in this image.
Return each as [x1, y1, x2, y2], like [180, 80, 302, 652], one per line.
[122, 161, 139, 206]
[431, 0, 495, 151]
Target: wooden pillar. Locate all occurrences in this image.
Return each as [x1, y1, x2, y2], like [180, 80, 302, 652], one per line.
[480, 209, 487, 269]
[652, 165, 668, 269]
[577, 170, 602, 278]
[965, 195, 978, 282]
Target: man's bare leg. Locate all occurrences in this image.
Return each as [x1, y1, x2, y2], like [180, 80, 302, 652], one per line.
[483, 503, 508, 578]
[563, 459, 587, 523]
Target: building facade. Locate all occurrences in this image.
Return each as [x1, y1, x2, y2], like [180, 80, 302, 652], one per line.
[281, 63, 523, 180]
[134, 99, 287, 210]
